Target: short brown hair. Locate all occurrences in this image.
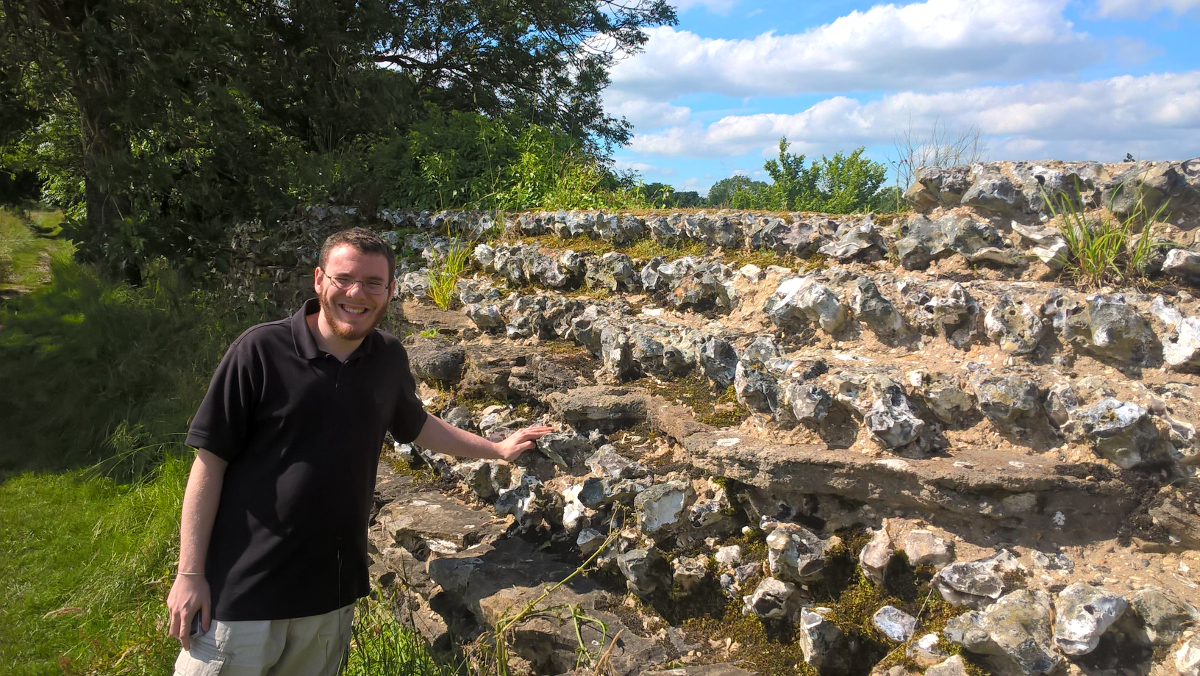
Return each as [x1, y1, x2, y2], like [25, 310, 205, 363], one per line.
[319, 228, 396, 280]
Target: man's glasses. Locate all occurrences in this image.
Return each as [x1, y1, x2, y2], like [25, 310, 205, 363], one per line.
[320, 269, 390, 296]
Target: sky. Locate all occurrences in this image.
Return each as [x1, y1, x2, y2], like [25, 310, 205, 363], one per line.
[605, 0, 1200, 196]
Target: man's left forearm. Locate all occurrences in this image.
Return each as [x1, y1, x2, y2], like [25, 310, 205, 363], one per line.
[412, 415, 551, 462]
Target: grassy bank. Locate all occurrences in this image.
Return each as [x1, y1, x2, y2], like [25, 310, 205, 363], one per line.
[0, 258, 452, 674]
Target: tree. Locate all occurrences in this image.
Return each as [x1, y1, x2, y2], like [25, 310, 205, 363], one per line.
[0, 0, 675, 281]
[707, 175, 767, 207]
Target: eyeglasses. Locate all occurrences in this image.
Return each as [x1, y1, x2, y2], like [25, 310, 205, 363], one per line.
[320, 269, 390, 296]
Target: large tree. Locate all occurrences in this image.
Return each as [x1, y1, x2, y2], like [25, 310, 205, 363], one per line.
[0, 0, 674, 280]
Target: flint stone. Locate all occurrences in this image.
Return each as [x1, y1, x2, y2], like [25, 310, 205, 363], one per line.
[1062, 294, 1158, 365]
[961, 174, 1022, 214]
[944, 589, 1060, 675]
[873, 605, 918, 643]
[478, 584, 663, 676]
[407, 337, 467, 385]
[1179, 635, 1200, 676]
[674, 555, 709, 592]
[903, 530, 955, 569]
[906, 282, 979, 348]
[797, 606, 848, 673]
[635, 480, 697, 538]
[1152, 296, 1200, 371]
[865, 385, 928, 455]
[647, 216, 681, 246]
[860, 529, 893, 585]
[1044, 382, 1079, 427]
[911, 371, 975, 424]
[618, 547, 670, 596]
[852, 277, 904, 338]
[715, 545, 743, 570]
[924, 656, 969, 676]
[1071, 398, 1164, 469]
[536, 431, 593, 473]
[734, 361, 780, 415]
[985, 297, 1045, 355]
[1164, 248, 1200, 283]
[586, 447, 645, 479]
[817, 219, 885, 262]
[1029, 550, 1073, 571]
[786, 382, 833, 423]
[699, 337, 739, 389]
[767, 523, 828, 583]
[1129, 587, 1196, 646]
[1052, 582, 1129, 656]
[765, 276, 849, 333]
[547, 386, 649, 433]
[577, 528, 606, 556]
[973, 375, 1041, 425]
[742, 577, 798, 620]
[907, 633, 949, 668]
[934, 560, 1004, 609]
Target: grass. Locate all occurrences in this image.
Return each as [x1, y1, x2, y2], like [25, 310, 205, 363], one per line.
[1044, 187, 1169, 290]
[0, 207, 73, 292]
[341, 595, 458, 676]
[428, 237, 473, 311]
[0, 458, 187, 675]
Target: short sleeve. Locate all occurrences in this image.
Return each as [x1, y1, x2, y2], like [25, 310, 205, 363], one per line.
[186, 334, 261, 461]
[390, 345, 428, 443]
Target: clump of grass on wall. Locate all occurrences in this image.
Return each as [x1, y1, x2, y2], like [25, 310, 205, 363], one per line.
[1044, 186, 1170, 290]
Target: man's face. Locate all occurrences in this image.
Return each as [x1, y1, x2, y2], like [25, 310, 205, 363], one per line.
[314, 244, 393, 341]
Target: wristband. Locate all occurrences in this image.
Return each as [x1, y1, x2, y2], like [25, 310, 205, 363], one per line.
[178, 571, 205, 576]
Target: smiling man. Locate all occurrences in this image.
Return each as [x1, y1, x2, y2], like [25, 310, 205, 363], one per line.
[166, 227, 550, 675]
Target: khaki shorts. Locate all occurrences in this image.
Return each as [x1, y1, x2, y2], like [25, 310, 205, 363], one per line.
[173, 604, 354, 676]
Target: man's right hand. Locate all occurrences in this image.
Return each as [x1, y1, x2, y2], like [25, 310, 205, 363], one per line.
[167, 574, 211, 651]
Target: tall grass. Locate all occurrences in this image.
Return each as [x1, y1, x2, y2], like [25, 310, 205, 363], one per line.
[427, 238, 473, 311]
[1044, 186, 1170, 289]
[341, 595, 458, 676]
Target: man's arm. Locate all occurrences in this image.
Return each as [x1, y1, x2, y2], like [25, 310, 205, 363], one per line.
[166, 449, 228, 650]
[413, 415, 552, 462]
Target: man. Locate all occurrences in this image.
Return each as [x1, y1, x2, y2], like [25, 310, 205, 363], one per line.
[167, 227, 551, 675]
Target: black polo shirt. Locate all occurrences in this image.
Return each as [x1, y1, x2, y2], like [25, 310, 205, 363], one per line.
[185, 298, 427, 621]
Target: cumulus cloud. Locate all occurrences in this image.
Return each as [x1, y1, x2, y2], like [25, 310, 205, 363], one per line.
[1095, 0, 1200, 18]
[603, 90, 692, 130]
[610, 0, 1101, 98]
[627, 71, 1200, 161]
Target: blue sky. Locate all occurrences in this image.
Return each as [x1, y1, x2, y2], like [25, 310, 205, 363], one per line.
[606, 0, 1200, 196]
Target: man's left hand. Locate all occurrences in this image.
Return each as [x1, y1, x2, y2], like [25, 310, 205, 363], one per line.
[494, 425, 553, 461]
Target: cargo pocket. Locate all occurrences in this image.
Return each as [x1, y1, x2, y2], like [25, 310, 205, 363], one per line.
[173, 637, 226, 676]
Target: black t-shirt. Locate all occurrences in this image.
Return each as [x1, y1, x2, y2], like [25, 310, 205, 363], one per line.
[185, 298, 427, 621]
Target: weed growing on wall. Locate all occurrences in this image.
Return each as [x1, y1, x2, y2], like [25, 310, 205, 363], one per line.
[427, 237, 473, 311]
[1044, 185, 1169, 289]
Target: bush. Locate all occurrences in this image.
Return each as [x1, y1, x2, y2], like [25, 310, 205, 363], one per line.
[0, 258, 270, 475]
[728, 138, 889, 214]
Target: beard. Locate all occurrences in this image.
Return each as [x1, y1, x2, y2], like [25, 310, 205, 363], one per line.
[318, 290, 386, 341]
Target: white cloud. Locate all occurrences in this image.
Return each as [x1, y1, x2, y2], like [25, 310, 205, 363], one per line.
[627, 71, 1200, 161]
[603, 91, 691, 130]
[672, 0, 740, 13]
[1095, 0, 1200, 18]
[610, 0, 1101, 98]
